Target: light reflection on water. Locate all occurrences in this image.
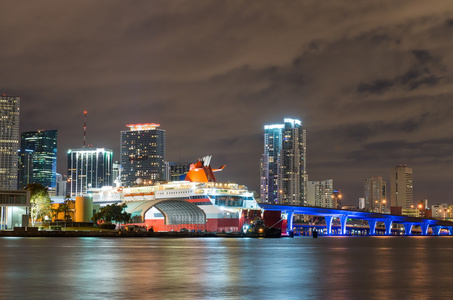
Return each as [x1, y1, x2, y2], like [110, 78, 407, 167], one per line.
[1, 236, 453, 299]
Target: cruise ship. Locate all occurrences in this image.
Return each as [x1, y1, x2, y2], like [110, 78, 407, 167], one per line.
[89, 156, 267, 232]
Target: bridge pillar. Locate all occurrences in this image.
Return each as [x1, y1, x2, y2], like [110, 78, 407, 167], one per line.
[420, 223, 429, 235]
[384, 219, 393, 235]
[286, 211, 294, 233]
[339, 215, 348, 235]
[432, 226, 441, 236]
[324, 216, 333, 235]
[368, 220, 377, 235]
[403, 223, 413, 235]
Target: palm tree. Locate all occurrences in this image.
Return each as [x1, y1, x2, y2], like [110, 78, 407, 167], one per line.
[51, 206, 63, 221]
[61, 203, 72, 221]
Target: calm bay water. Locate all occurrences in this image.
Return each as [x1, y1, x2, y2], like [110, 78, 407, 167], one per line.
[1, 236, 453, 299]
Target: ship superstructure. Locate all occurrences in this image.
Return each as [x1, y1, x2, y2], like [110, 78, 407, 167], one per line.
[89, 156, 261, 232]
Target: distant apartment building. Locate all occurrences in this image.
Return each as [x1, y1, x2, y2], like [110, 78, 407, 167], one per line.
[67, 147, 113, 197]
[364, 177, 387, 212]
[120, 123, 165, 186]
[390, 165, 413, 209]
[260, 118, 307, 205]
[19, 130, 58, 189]
[0, 95, 20, 190]
[307, 180, 333, 208]
[431, 203, 449, 220]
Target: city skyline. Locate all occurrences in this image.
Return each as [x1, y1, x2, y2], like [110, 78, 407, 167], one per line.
[1, 1, 453, 204]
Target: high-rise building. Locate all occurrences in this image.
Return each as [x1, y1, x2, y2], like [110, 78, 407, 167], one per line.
[67, 147, 113, 197]
[307, 179, 333, 207]
[120, 123, 165, 186]
[20, 130, 57, 188]
[0, 95, 20, 190]
[364, 177, 387, 212]
[164, 161, 192, 181]
[17, 149, 33, 189]
[390, 165, 413, 209]
[260, 118, 307, 205]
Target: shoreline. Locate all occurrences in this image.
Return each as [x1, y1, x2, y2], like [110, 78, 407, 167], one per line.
[0, 228, 219, 238]
[0, 227, 281, 238]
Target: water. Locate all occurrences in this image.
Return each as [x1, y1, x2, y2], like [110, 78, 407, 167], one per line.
[1, 236, 453, 299]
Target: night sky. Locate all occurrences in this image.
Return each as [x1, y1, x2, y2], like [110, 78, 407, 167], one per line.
[1, 1, 453, 205]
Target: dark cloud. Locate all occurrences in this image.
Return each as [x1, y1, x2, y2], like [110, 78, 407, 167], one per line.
[346, 138, 453, 172]
[1, 0, 453, 204]
[357, 48, 446, 95]
[357, 80, 394, 94]
[412, 50, 435, 64]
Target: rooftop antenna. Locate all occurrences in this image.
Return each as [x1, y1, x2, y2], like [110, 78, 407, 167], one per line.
[83, 110, 87, 147]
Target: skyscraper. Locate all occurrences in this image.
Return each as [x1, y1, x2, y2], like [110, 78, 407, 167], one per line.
[0, 95, 20, 190]
[390, 165, 413, 209]
[17, 149, 33, 189]
[67, 147, 113, 197]
[120, 123, 165, 186]
[260, 118, 307, 205]
[364, 177, 387, 212]
[20, 130, 57, 188]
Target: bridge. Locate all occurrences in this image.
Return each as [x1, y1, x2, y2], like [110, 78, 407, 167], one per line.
[259, 204, 453, 236]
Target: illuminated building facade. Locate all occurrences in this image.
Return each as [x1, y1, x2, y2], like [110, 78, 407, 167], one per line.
[364, 177, 387, 212]
[20, 130, 57, 189]
[431, 203, 449, 220]
[390, 165, 413, 209]
[307, 179, 334, 208]
[120, 123, 165, 186]
[260, 118, 307, 205]
[67, 148, 113, 197]
[17, 149, 33, 189]
[0, 95, 20, 190]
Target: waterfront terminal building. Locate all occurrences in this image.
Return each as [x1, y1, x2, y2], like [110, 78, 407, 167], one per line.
[0, 190, 30, 229]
